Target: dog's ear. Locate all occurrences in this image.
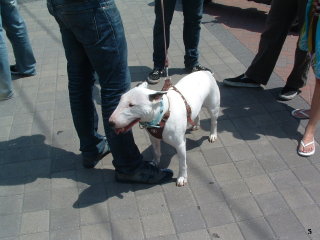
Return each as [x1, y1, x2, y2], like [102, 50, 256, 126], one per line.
[149, 91, 167, 102]
[136, 81, 148, 88]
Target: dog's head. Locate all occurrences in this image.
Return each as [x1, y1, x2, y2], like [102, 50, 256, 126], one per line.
[109, 82, 167, 134]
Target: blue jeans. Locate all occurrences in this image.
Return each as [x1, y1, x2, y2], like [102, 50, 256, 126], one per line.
[0, 0, 36, 82]
[153, 0, 204, 69]
[47, 0, 142, 173]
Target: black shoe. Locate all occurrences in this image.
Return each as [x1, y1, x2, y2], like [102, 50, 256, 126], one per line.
[147, 68, 164, 84]
[82, 141, 110, 168]
[115, 161, 173, 184]
[223, 74, 260, 88]
[185, 64, 212, 73]
[10, 65, 36, 77]
[278, 86, 301, 101]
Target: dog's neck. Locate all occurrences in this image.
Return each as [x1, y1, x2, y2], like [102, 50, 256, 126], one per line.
[140, 94, 169, 128]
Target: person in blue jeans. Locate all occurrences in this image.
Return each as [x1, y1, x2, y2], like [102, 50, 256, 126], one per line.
[147, 0, 211, 84]
[47, 0, 173, 184]
[0, 0, 36, 101]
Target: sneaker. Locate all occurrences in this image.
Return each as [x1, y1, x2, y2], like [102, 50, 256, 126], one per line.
[185, 64, 212, 73]
[223, 74, 260, 88]
[10, 65, 36, 77]
[147, 68, 164, 84]
[115, 161, 173, 184]
[278, 86, 301, 101]
[82, 141, 110, 168]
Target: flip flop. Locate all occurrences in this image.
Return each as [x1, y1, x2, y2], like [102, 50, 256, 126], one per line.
[298, 139, 315, 157]
[291, 109, 310, 119]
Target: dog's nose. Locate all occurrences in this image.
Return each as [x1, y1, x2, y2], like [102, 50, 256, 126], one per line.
[109, 120, 115, 128]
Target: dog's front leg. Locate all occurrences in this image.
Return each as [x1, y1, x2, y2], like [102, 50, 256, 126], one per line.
[149, 135, 161, 166]
[175, 139, 188, 187]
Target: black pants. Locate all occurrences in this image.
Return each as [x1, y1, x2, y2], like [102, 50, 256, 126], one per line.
[246, 0, 310, 88]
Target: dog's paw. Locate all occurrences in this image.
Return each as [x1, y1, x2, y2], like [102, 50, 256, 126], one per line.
[176, 177, 187, 187]
[208, 134, 217, 143]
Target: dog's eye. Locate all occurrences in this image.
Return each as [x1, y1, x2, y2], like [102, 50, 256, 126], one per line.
[129, 103, 135, 107]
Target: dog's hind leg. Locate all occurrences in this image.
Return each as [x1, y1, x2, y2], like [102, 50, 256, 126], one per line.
[191, 115, 200, 131]
[149, 135, 161, 166]
[207, 107, 219, 143]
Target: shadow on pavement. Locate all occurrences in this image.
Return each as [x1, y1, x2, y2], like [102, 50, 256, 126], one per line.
[0, 135, 176, 209]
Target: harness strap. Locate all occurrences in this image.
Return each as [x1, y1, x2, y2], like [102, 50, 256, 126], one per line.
[162, 79, 195, 126]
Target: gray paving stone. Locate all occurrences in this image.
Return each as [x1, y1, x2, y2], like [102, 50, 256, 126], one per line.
[0, 214, 21, 238]
[136, 192, 168, 217]
[293, 205, 320, 235]
[81, 223, 112, 240]
[208, 223, 244, 240]
[0, 195, 23, 215]
[228, 196, 263, 221]
[79, 202, 109, 225]
[225, 143, 256, 162]
[51, 170, 77, 189]
[266, 211, 305, 239]
[269, 169, 302, 190]
[108, 194, 139, 220]
[305, 184, 320, 204]
[49, 208, 79, 231]
[280, 186, 315, 209]
[199, 201, 234, 228]
[256, 153, 288, 173]
[23, 190, 50, 212]
[0, 180, 24, 197]
[146, 235, 178, 240]
[189, 181, 225, 205]
[187, 167, 215, 186]
[210, 163, 241, 183]
[202, 147, 232, 166]
[171, 206, 206, 234]
[24, 177, 51, 193]
[50, 229, 80, 240]
[220, 180, 251, 200]
[292, 164, 320, 186]
[142, 213, 176, 239]
[177, 229, 211, 240]
[163, 185, 197, 211]
[255, 191, 290, 216]
[186, 151, 208, 169]
[111, 218, 144, 240]
[21, 210, 49, 234]
[20, 232, 49, 240]
[235, 159, 265, 178]
[244, 174, 276, 195]
[77, 183, 107, 206]
[238, 217, 275, 240]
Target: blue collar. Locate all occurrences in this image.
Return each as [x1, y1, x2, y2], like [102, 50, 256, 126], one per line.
[139, 98, 166, 128]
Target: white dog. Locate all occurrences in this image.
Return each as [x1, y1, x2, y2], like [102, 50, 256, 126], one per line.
[109, 71, 220, 186]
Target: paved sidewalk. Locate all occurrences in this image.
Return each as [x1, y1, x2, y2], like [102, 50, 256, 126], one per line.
[1, 0, 320, 239]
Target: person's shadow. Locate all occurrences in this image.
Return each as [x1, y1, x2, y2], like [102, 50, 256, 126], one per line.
[0, 134, 174, 209]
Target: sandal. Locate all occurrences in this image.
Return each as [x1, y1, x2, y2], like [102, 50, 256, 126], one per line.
[298, 139, 315, 157]
[291, 109, 310, 119]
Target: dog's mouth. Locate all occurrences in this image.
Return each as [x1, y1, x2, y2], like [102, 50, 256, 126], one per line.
[114, 118, 141, 134]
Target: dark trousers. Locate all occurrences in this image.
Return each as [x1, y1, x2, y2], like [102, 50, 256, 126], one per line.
[246, 0, 311, 88]
[153, 0, 204, 69]
[47, 0, 142, 173]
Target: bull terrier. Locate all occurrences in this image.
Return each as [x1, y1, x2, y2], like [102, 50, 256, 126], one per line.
[109, 71, 220, 186]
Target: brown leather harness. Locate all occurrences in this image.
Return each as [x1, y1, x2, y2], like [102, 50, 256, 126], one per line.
[145, 79, 195, 139]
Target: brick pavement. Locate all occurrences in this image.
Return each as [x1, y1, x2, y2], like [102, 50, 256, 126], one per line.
[0, 0, 320, 239]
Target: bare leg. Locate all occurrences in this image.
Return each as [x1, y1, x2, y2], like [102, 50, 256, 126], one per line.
[299, 79, 320, 154]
